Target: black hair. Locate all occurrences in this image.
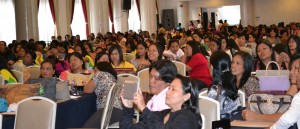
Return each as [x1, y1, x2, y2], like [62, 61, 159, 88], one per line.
[176, 74, 203, 129]
[233, 51, 253, 88]
[95, 51, 109, 63]
[210, 38, 221, 50]
[95, 62, 118, 80]
[255, 40, 277, 70]
[186, 41, 205, 62]
[75, 44, 88, 57]
[136, 42, 148, 59]
[210, 51, 238, 100]
[41, 59, 56, 71]
[126, 38, 136, 53]
[25, 50, 37, 62]
[149, 59, 177, 83]
[287, 35, 300, 57]
[148, 43, 164, 62]
[67, 52, 86, 70]
[84, 42, 94, 53]
[108, 44, 124, 63]
[167, 39, 179, 50]
[57, 41, 69, 54]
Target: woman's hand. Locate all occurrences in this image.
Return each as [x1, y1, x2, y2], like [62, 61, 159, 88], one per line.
[280, 52, 290, 63]
[120, 89, 134, 108]
[242, 109, 259, 121]
[133, 89, 146, 111]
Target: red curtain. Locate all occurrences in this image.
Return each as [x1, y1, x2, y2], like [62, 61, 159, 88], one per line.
[108, 0, 115, 33]
[81, 0, 89, 38]
[70, 0, 75, 35]
[136, 0, 140, 21]
[49, 0, 56, 24]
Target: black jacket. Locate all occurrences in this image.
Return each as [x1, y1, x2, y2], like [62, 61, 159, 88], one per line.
[120, 107, 200, 129]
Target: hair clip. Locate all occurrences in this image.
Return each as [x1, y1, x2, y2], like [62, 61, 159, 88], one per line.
[222, 68, 229, 73]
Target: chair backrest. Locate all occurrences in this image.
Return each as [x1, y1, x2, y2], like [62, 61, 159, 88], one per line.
[27, 66, 41, 79]
[198, 89, 208, 96]
[117, 74, 139, 86]
[0, 74, 4, 86]
[14, 96, 57, 129]
[172, 61, 186, 76]
[124, 53, 136, 62]
[137, 68, 150, 93]
[238, 90, 246, 107]
[199, 96, 220, 129]
[200, 114, 205, 129]
[100, 83, 119, 129]
[11, 70, 23, 84]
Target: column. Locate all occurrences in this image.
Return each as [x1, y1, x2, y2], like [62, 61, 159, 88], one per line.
[177, 1, 189, 29]
[99, 0, 109, 33]
[15, 0, 39, 41]
[140, 0, 156, 34]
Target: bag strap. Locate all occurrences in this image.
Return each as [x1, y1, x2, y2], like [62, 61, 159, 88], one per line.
[265, 61, 281, 76]
[255, 96, 288, 114]
[256, 96, 264, 114]
[274, 97, 284, 113]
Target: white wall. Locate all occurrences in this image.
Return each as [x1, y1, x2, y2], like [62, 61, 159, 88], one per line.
[254, 0, 300, 26]
[160, 0, 254, 27]
[160, 0, 300, 27]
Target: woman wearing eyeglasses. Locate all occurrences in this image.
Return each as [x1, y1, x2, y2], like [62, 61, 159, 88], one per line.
[120, 74, 203, 129]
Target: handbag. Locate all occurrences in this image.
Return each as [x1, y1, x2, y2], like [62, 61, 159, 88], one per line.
[55, 81, 70, 101]
[4, 84, 40, 104]
[248, 93, 292, 114]
[257, 61, 290, 91]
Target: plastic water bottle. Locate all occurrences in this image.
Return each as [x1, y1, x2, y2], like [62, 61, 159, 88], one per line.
[39, 84, 45, 95]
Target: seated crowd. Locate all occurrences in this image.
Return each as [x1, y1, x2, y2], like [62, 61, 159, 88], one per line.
[1, 21, 300, 128]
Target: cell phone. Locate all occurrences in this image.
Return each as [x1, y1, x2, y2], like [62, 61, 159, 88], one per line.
[123, 80, 139, 100]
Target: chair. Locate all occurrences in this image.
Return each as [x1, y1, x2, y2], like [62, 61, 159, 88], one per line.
[11, 70, 23, 84]
[199, 96, 220, 129]
[0, 74, 4, 86]
[137, 68, 150, 93]
[238, 90, 246, 107]
[198, 89, 208, 96]
[14, 96, 57, 129]
[200, 114, 205, 129]
[101, 83, 119, 129]
[27, 66, 41, 79]
[199, 89, 246, 107]
[172, 61, 186, 76]
[124, 53, 136, 62]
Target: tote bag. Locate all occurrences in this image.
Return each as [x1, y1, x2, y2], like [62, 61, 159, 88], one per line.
[257, 61, 290, 91]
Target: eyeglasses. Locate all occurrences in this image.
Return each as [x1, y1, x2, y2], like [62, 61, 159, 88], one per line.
[149, 75, 162, 81]
[40, 67, 53, 71]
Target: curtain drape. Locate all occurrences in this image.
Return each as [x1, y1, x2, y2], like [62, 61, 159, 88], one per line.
[108, 0, 115, 33]
[0, 0, 16, 43]
[81, 0, 89, 38]
[49, 0, 56, 24]
[136, 0, 140, 21]
[70, 0, 75, 35]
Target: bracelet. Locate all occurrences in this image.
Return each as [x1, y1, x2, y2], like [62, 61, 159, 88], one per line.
[291, 83, 297, 85]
